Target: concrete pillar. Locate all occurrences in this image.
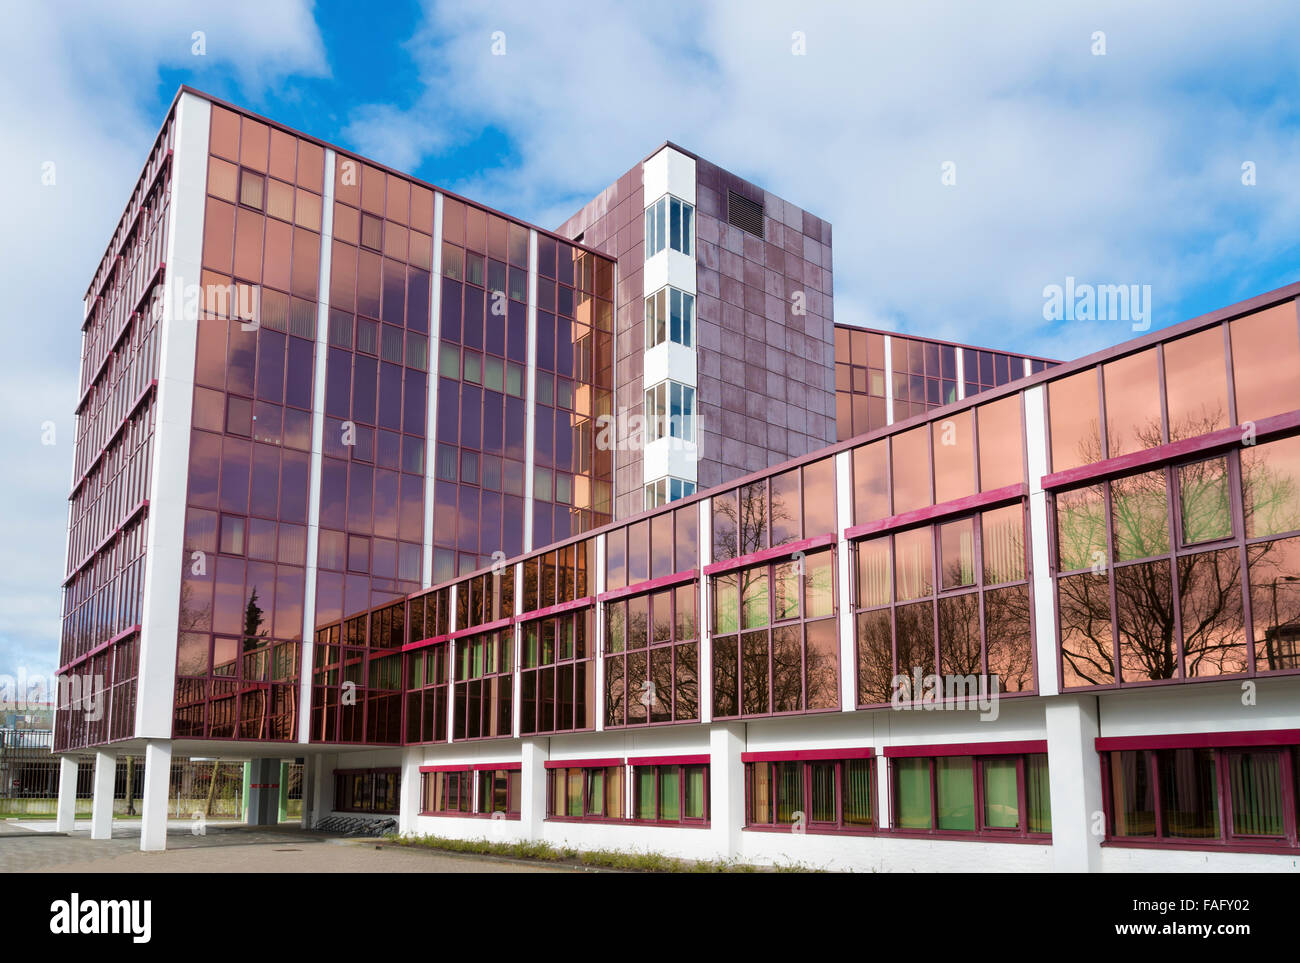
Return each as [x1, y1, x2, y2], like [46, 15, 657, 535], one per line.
[278, 761, 290, 823]
[709, 722, 745, 860]
[1045, 694, 1104, 872]
[55, 755, 79, 832]
[139, 740, 171, 851]
[246, 758, 280, 826]
[90, 749, 115, 840]
[299, 756, 313, 828]
[399, 746, 422, 835]
[312, 752, 335, 820]
[519, 738, 549, 840]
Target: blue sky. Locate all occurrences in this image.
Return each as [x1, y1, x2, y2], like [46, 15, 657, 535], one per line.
[4, 0, 1300, 684]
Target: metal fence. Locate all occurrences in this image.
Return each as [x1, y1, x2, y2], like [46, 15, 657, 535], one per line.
[0, 728, 302, 820]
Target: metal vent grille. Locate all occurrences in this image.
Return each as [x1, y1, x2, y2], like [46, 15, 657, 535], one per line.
[727, 191, 764, 239]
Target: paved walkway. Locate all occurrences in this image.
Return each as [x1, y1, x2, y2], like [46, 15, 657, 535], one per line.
[0, 820, 581, 873]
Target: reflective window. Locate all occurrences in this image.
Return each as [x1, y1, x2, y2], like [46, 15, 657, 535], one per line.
[977, 395, 1024, 491]
[1049, 369, 1102, 471]
[1103, 348, 1162, 456]
[1231, 302, 1300, 425]
[1164, 327, 1229, 440]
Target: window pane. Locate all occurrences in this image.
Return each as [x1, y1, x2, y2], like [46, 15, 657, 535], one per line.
[1059, 572, 1114, 687]
[1247, 534, 1300, 673]
[1179, 548, 1248, 678]
[1115, 558, 1175, 682]
[936, 756, 975, 830]
[636, 768, 656, 820]
[933, 411, 975, 504]
[586, 768, 604, 816]
[805, 549, 835, 619]
[1104, 348, 1162, 456]
[683, 766, 705, 820]
[774, 761, 802, 824]
[658, 768, 680, 821]
[750, 763, 772, 824]
[977, 396, 1024, 491]
[1241, 434, 1300, 539]
[1049, 369, 1102, 471]
[856, 537, 891, 608]
[1178, 457, 1232, 545]
[1056, 484, 1107, 573]
[1164, 327, 1229, 440]
[895, 601, 935, 683]
[1158, 748, 1219, 839]
[984, 583, 1034, 692]
[938, 592, 981, 677]
[1228, 750, 1285, 837]
[1111, 469, 1169, 562]
[809, 762, 836, 822]
[844, 759, 874, 826]
[1109, 750, 1156, 837]
[804, 619, 839, 711]
[894, 527, 933, 601]
[982, 758, 1020, 830]
[741, 631, 769, 715]
[938, 517, 976, 590]
[740, 567, 769, 629]
[982, 503, 1025, 584]
[802, 457, 837, 537]
[1231, 302, 1300, 425]
[856, 609, 894, 706]
[892, 426, 932, 513]
[1026, 754, 1051, 833]
[895, 758, 932, 829]
[853, 440, 890, 523]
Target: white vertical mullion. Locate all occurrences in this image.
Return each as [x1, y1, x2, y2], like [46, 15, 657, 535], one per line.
[512, 561, 523, 739]
[523, 230, 539, 552]
[593, 535, 606, 732]
[834, 451, 855, 712]
[1024, 384, 1058, 697]
[955, 346, 966, 401]
[883, 335, 895, 426]
[446, 583, 458, 741]
[297, 148, 336, 744]
[423, 193, 445, 588]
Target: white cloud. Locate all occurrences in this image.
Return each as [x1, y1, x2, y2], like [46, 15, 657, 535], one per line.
[349, 0, 1300, 362]
[0, 1, 327, 675]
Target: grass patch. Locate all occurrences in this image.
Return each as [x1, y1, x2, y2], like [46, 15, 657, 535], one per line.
[381, 832, 820, 873]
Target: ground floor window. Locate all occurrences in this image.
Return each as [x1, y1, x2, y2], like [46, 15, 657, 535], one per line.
[745, 755, 875, 831]
[335, 768, 399, 814]
[632, 764, 708, 824]
[1103, 744, 1299, 849]
[547, 764, 625, 820]
[890, 752, 1050, 838]
[420, 765, 520, 818]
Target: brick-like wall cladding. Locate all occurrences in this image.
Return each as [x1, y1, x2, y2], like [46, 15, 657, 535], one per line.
[693, 159, 836, 489]
[558, 162, 646, 520]
[560, 149, 837, 518]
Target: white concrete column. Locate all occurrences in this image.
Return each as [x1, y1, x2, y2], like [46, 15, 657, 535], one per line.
[399, 746, 422, 835]
[135, 91, 210, 739]
[312, 751, 335, 817]
[55, 755, 79, 832]
[955, 348, 967, 401]
[139, 739, 171, 851]
[513, 560, 524, 738]
[1045, 694, 1103, 872]
[519, 737, 549, 840]
[90, 749, 115, 840]
[298, 147, 336, 743]
[299, 755, 313, 829]
[835, 451, 856, 712]
[1024, 384, 1059, 697]
[708, 721, 744, 860]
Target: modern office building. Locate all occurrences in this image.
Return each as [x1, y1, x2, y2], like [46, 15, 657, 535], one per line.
[52, 87, 1300, 870]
